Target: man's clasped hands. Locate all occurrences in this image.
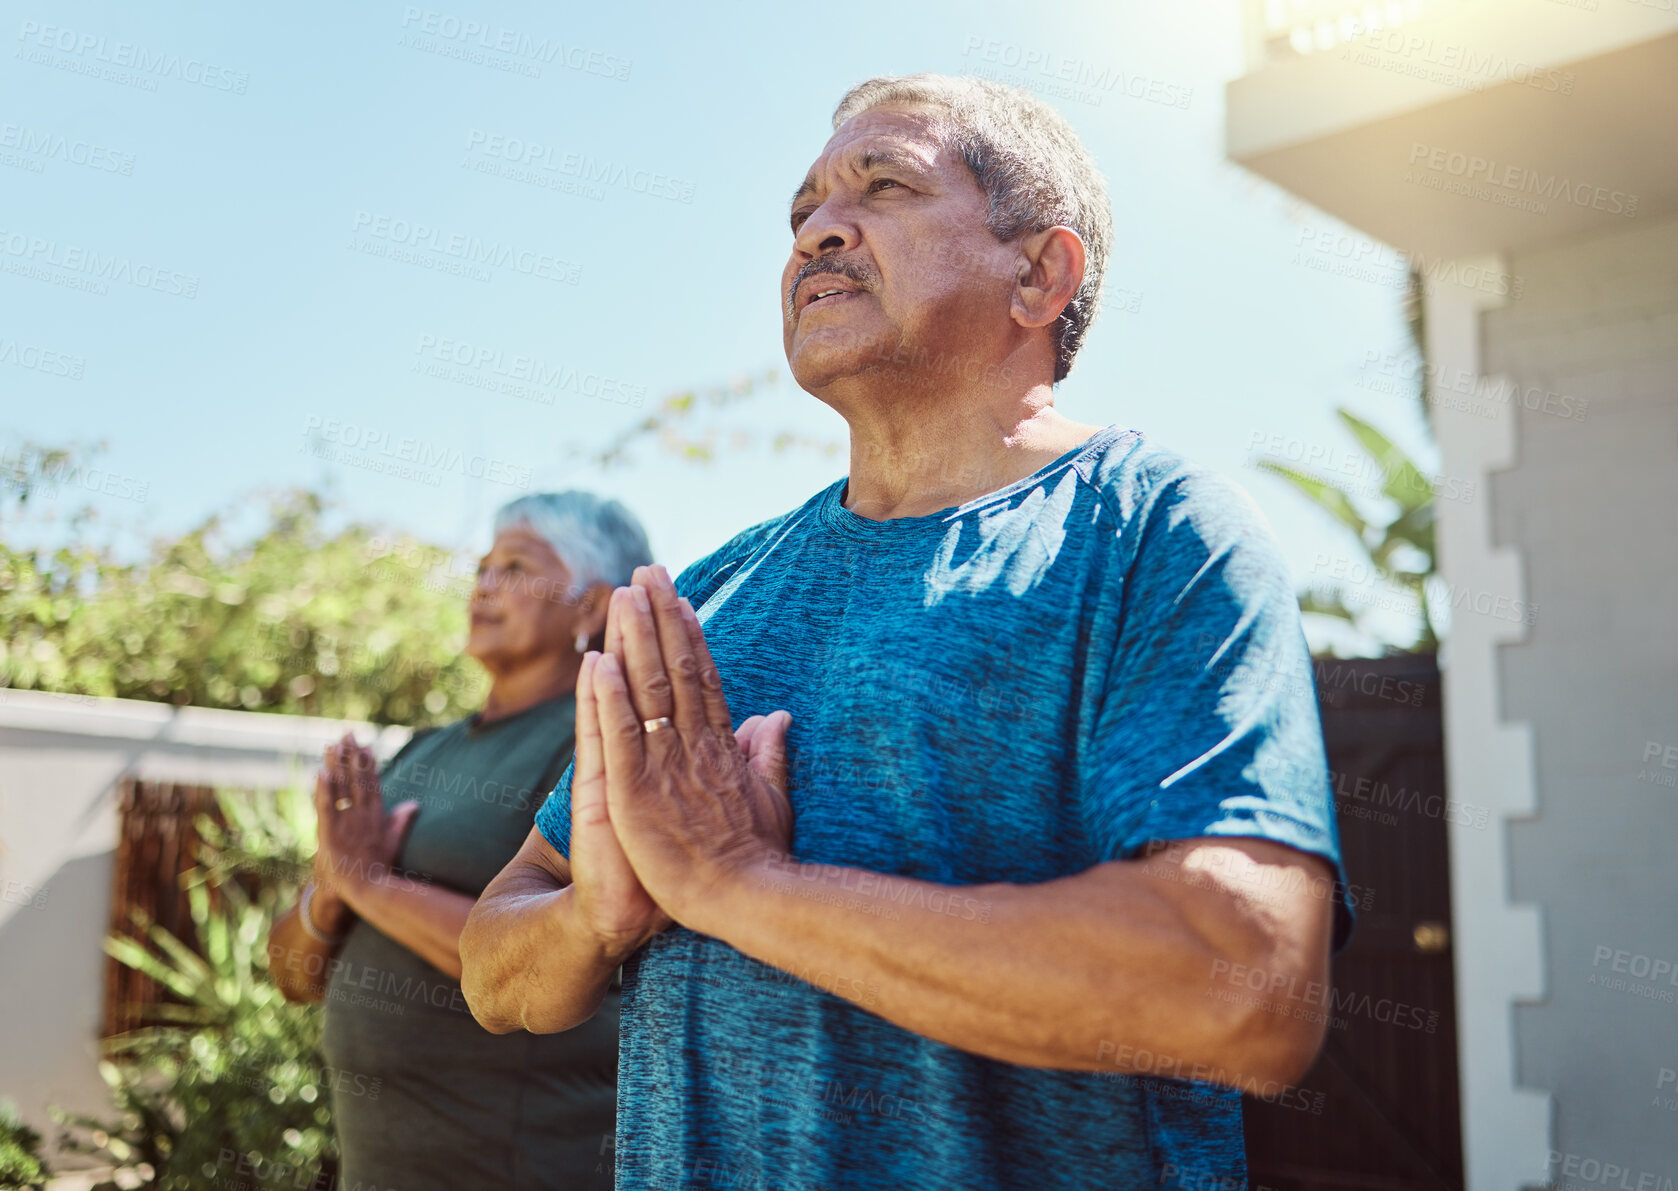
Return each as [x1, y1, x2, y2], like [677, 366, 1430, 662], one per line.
[566, 564, 795, 954]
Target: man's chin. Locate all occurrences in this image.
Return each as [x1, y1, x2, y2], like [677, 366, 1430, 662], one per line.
[789, 333, 896, 394]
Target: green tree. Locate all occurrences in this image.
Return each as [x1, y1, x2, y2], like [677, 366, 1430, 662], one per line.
[0, 485, 485, 726]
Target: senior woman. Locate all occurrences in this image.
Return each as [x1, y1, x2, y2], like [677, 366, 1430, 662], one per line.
[268, 491, 651, 1191]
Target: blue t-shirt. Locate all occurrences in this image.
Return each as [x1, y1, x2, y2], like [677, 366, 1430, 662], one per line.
[536, 425, 1353, 1190]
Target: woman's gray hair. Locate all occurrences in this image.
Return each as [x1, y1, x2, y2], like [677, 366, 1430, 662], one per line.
[832, 74, 1112, 383]
[492, 491, 652, 594]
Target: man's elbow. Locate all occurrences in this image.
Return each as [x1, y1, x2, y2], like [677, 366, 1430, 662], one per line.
[1227, 998, 1327, 1088]
[460, 963, 520, 1034]
[457, 912, 509, 1031]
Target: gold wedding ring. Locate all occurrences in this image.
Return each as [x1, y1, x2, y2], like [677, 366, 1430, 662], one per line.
[335, 797, 354, 811]
[643, 717, 674, 734]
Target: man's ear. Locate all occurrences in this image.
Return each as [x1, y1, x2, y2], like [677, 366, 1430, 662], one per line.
[1010, 225, 1086, 331]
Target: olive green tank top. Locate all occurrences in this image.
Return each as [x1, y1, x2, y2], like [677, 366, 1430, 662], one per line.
[322, 695, 617, 1190]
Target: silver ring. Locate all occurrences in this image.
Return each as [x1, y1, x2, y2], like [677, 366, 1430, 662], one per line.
[642, 717, 674, 734]
[334, 797, 354, 812]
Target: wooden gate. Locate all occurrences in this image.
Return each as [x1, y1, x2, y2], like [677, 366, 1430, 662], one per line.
[1244, 653, 1465, 1190]
[102, 779, 222, 1037]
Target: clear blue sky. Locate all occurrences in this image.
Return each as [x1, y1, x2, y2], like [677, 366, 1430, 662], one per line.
[2, 0, 1431, 646]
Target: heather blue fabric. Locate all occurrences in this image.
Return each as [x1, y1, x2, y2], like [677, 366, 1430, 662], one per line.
[536, 425, 1352, 1190]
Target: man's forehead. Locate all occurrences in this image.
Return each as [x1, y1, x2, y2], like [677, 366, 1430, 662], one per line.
[792, 105, 947, 203]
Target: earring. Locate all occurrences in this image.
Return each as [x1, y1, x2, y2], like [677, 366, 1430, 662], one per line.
[574, 630, 589, 653]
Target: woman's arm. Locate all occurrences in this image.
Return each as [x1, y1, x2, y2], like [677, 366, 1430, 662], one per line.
[268, 882, 352, 1003]
[336, 870, 478, 979]
[268, 735, 475, 1000]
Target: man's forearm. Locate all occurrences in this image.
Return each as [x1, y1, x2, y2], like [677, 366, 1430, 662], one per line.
[693, 847, 1327, 1086]
[460, 879, 624, 1034]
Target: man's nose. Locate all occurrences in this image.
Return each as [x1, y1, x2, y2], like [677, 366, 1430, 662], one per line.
[792, 197, 859, 262]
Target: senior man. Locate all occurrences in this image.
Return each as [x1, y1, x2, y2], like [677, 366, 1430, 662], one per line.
[461, 74, 1353, 1189]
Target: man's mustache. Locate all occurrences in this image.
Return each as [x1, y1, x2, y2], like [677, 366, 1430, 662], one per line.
[785, 257, 879, 320]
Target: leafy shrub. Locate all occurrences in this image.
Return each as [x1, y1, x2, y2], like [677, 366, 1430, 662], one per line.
[0, 1100, 49, 1190]
[56, 787, 336, 1191]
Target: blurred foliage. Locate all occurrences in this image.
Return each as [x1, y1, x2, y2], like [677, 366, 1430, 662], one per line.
[1258, 267, 1441, 656]
[55, 787, 335, 1191]
[571, 368, 844, 469]
[1258, 407, 1438, 654]
[0, 470, 485, 727]
[0, 1100, 49, 1190]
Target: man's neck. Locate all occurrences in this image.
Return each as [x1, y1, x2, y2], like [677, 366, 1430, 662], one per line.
[478, 655, 578, 725]
[839, 397, 1104, 522]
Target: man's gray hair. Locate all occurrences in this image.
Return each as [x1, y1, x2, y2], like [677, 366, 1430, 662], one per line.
[832, 74, 1112, 383]
[493, 491, 652, 594]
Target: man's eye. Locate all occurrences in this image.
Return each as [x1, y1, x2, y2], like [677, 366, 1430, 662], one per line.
[868, 178, 902, 194]
[791, 209, 812, 232]
[506, 561, 523, 572]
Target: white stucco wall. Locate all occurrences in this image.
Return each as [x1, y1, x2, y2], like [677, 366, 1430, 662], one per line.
[1478, 212, 1678, 1187]
[0, 689, 408, 1164]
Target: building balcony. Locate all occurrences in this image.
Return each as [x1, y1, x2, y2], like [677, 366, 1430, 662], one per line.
[1227, 0, 1678, 261]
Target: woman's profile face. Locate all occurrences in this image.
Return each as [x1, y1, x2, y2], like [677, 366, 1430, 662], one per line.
[464, 526, 580, 671]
